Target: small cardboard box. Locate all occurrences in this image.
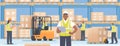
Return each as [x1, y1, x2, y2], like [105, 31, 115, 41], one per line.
[75, 15, 82, 21]
[48, 0, 60, 2]
[18, 0, 31, 2]
[4, 0, 17, 2]
[33, 0, 47, 2]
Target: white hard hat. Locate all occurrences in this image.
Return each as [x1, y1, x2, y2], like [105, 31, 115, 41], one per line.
[63, 11, 69, 15]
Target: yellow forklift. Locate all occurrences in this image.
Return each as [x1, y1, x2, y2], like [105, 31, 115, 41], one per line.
[31, 16, 54, 41]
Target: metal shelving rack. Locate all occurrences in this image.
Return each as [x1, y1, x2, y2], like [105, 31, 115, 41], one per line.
[0, 0, 120, 39]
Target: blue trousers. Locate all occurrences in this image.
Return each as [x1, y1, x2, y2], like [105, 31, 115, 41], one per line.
[60, 36, 71, 46]
[81, 31, 85, 40]
[111, 32, 118, 43]
[7, 31, 12, 44]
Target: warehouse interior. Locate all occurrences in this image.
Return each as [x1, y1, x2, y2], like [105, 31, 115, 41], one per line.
[0, 0, 120, 46]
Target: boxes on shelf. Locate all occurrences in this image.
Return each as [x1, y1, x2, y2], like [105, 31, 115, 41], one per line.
[18, 0, 31, 2]
[75, 15, 83, 21]
[105, 15, 117, 22]
[4, 0, 17, 2]
[4, 9, 16, 21]
[87, 27, 108, 43]
[51, 15, 59, 21]
[91, 12, 104, 21]
[62, 0, 74, 3]
[25, 43, 50, 46]
[71, 27, 81, 40]
[20, 15, 32, 22]
[19, 22, 31, 28]
[33, 12, 46, 16]
[91, 0, 104, 3]
[48, 0, 60, 2]
[62, 9, 74, 16]
[18, 29, 31, 38]
[105, 0, 118, 3]
[52, 27, 59, 38]
[4, 26, 19, 38]
[33, 0, 47, 3]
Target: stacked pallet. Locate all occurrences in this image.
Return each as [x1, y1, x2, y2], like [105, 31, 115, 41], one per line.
[4, 0, 17, 2]
[20, 15, 32, 28]
[62, 9, 75, 21]
[91, 0, 104, 3]
[87, 27, 108, 43]
[71, 27, 81, 40]
[62, 0, 74, 3]
[18, 0, 31, 2]
[91, 12, 104, 22]
[25, 43, 50, 46]
[104, 15, 117, 22]
[4, 9, 17, 21]
[18, 29, 31, 38]
[33, 12, 46, 16]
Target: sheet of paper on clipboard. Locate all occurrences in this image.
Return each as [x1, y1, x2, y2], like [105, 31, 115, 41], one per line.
[58, 27, 66, 32]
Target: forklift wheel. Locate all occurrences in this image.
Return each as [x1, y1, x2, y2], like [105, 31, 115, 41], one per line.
[49, 39, 53, 41]
[31, 36, 36, 41]
[43, 37, 47, 41]
[37, 39, 42, 41]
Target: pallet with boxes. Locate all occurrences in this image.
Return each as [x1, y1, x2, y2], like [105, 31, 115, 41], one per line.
[20, 15, 32, 29]
[18, 29, 31, 38]
[71, 27, 81, 40]
[4, 0, 17, 2]
[91, 12, 117, 22]
[33, 0, 60, 3]
[91, 0, 118, 3]
[62, 0, 74, 3]
[87, 27, 108, 43]
[18, 0, 31, 3]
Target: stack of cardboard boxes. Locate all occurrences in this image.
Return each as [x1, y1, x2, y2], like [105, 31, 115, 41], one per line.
[50, 15, 59, 23]
[91, 0, 104, 3]
[33, 0, 47, 3]
[105, 15, 117, 22]
[25, 43, 50, 46]
[105, 0, 118, 3]
[48, 0, 60, 3]
[20, 15, 32, 28]
[4, 9, 17, 38]
[4, 0, 17, 2]
[62, 0, 74, 3]
[91, 12, 104, 22]
[62, 9, 75, 21]
[18, 0, 31, 2]
[87, 27, 108, 43]
[33, 12, 46, 16]
[4, 9, 17, 21]
[75, 15, 88, 22]
[18, 29, 31, 38]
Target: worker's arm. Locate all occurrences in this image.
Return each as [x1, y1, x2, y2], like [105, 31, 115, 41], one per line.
[69, 25, 78, 35]
[56, 21, 61, 33]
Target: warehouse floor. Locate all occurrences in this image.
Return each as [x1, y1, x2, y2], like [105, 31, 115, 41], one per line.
[0, 39, 120, 46]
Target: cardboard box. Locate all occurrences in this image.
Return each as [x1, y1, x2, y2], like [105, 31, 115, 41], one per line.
[48, 0, 60, 2]
[111, 15, 117, 21]
[105, 0, 118, 3]
[75, 15, 82, 21]
[4, 9, 16, 21]
[52, 27, 59, 38]
[20, 15, 32, 22]
[51, 15, 59, 21]
[33, 0, 47, 2]
[91, 0, 104, 3]
[33, 12, 46, 16]
[25, 43, 50, 46]
[87, 27, 108, 43]
[62, 0, 74, 3]
[18, 0, 31, 2]
[19, 29, 31, 38]
[4, 0, 17, 2]
[91, 12, 104, 21]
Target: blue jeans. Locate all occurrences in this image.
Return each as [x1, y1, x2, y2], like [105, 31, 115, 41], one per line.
[7, 31, 12, 44]
[60, 36, 71, 46]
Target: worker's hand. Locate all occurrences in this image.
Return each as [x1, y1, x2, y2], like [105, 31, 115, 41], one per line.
[69, 32, 74, 35]
[57, 28, 61, 33]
